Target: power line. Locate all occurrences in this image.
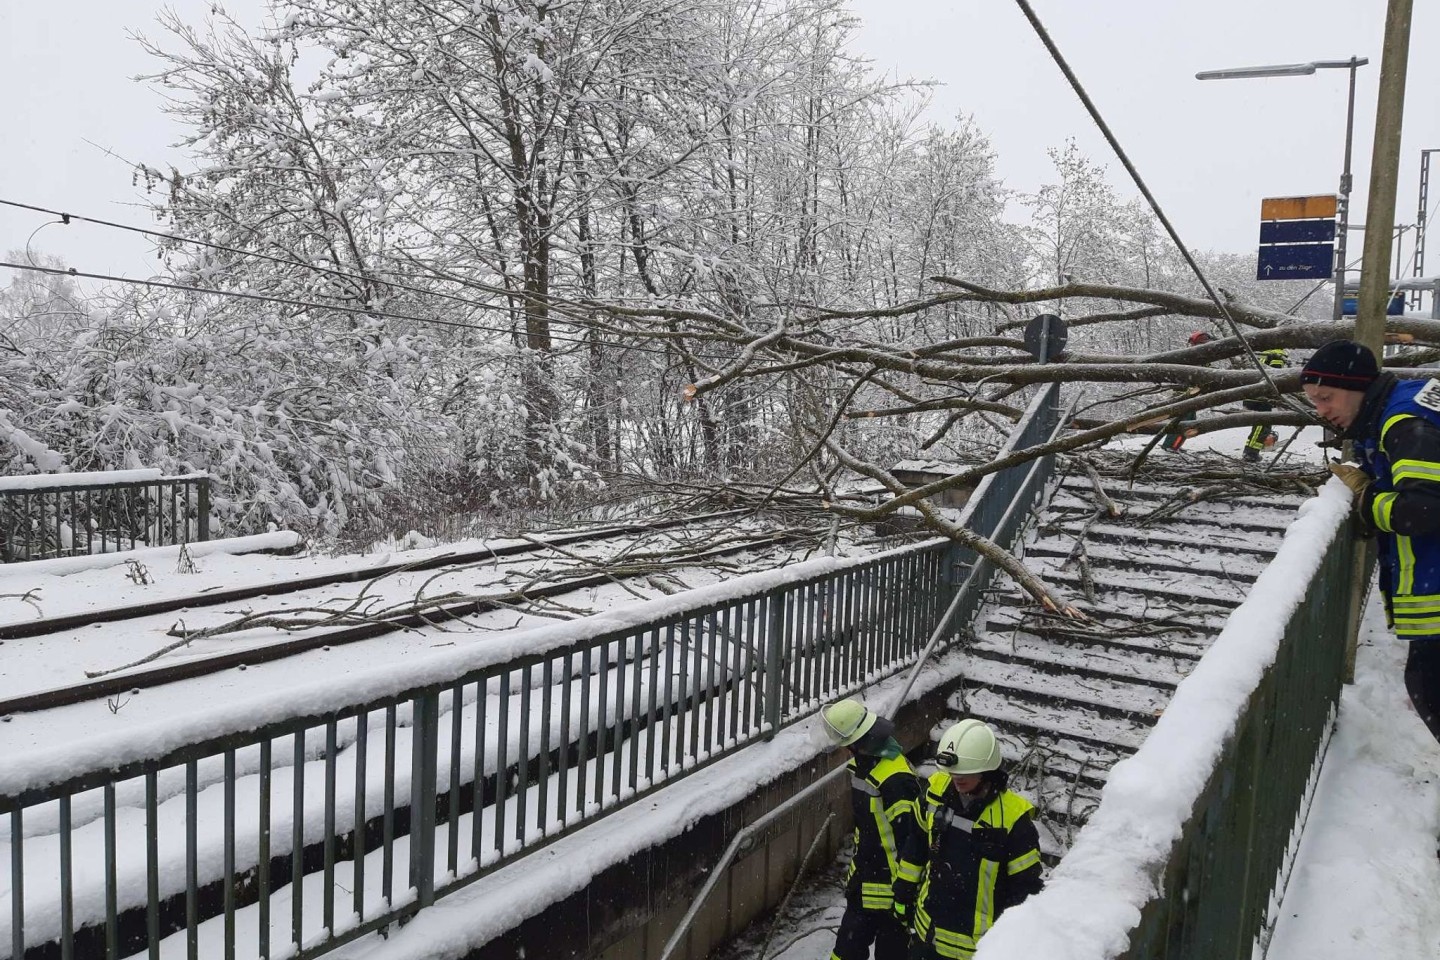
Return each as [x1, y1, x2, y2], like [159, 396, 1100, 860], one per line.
[3, 197, 584, 326]
[0, 258, 707, 360]
[1012, 0, 1293, 409]
[0, 198, 730, 361]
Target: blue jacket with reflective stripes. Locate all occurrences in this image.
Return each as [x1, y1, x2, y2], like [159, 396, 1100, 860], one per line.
[1352, 375, 1440, 638]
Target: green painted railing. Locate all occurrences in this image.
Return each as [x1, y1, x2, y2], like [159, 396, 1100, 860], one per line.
[1120, 522, 1365, 959]
[975, 491, 1369, 960]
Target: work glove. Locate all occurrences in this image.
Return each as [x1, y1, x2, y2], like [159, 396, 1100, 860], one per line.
[1328, 462, 1370, 499]
[892, 899, 913, 930]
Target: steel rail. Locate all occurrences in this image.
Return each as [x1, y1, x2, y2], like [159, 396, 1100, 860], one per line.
[0, 532, 810, 717]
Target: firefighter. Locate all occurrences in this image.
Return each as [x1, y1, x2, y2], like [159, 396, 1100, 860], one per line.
[1304, 340, 1440, 745]
[892, 719, 1042, 959]
[1242, 346, 1288, 463]
[821, 698, 922, 960]
[1160, 331, 1213, 452]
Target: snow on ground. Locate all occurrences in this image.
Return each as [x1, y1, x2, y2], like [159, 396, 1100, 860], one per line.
[0, 531, 891, 799]
[1267, 590, 1440, 960]
[0, 523, 637, 629]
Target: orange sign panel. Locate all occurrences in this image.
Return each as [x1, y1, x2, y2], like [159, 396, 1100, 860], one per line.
[1260, 195, 1338, 221]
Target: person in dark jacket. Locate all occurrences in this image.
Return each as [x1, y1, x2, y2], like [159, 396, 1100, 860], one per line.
[1160, 331, 1213, 452]
[821, 698, 923, 960]
[1303, 339, 1440, 743]
[891, 719, 1042, 960]
[1242, 346, 1288, 462]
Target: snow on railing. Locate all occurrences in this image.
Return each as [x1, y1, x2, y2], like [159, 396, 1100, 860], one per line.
[974, 479, 1361, 960]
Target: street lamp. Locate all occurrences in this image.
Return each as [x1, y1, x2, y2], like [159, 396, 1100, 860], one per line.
[1197, 57, 1369, 322]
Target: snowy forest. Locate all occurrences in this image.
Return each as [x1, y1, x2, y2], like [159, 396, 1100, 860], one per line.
[0, 0, 1328, 545]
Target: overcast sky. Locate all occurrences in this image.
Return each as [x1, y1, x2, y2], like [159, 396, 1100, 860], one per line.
[2, 0, 1437, 281]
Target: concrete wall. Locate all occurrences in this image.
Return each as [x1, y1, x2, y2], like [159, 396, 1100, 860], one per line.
[463, 679, 956, 960]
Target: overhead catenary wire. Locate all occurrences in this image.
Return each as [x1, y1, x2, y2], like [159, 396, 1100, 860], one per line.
[0, 198, 736, 362]
[1010, 0, 1304, 414]
[0, 258, 723, 362]
[0, 197, 654, 335]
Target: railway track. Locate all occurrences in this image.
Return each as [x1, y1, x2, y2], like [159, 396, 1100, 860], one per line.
[0, 506, 784, 642]
[0, 511, 863, 716]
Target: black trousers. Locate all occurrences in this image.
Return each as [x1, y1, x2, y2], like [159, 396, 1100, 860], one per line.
[1405, 640, 1440, 746]
[831, 903, 909, 960]
[1242, 399, 1273, 452]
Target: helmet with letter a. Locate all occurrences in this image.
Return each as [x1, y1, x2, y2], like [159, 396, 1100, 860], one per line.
[933, 718, 1002, 775]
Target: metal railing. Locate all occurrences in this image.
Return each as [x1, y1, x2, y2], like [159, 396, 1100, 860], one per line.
[973, 491, 1365, 960]
[0, 386, 1065, 960]
[1117, 519, 1363, 960]
[0, 473, 211, 562]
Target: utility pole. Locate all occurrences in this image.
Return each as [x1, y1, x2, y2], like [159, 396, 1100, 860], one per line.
[1346, 0, 1413, 686]
[1354, 0, 1414, 354]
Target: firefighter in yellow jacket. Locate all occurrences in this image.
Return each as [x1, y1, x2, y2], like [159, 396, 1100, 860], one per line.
[822, 698, 923, 960]
[891, 719, 1043, 959]
[1242, 346, 1288, 463]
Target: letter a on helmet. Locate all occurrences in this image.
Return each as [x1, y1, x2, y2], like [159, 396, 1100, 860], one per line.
[934, 719, 1002, 774]
[822, 698, 877, 746]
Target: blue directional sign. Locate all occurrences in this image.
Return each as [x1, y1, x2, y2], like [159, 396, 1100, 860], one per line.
[1257, 194, 1336, 282]
[1259, 219, 1337, 244]
[1257, 244, 1334, 280]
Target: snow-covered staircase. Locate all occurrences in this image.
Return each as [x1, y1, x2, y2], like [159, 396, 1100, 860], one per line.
[943, 463, 1308, 861]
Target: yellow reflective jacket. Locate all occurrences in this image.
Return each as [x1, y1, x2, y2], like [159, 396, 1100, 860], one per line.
[845, 752, 922, 910]
[893, 772, 1043, 959]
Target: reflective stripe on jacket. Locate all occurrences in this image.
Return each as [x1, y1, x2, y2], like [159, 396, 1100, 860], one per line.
[894, 772, 1043, 958]
[1259, 347, 1287, 369]
[845, 752, 922, 910]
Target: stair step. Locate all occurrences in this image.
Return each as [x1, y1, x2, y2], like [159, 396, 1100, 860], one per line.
[957, 688, 1151, 752]
[985, 594, 1225, 634]
[955, 655, 1170, 725]
[983, 609, 1212, 662]
[1042, 519, 1283, 557]
[968, 632, 1188, 689]
[1056, 474, 1307, 508]
[1026, 538, 1270, 581]
[1049, 492, 1296, 534]
[1026, 563, 1248, 609]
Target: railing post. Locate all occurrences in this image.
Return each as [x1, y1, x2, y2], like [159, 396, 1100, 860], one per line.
[409, 690, 440, 907]
[197, 477, 210, 542]
[762, 590, 786, 738]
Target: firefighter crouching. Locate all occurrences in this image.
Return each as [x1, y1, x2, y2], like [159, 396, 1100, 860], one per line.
[892, 719, 1043, 959]
[822, 698, 923, 960]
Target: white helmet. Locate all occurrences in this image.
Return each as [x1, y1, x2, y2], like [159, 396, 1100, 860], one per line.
[822, 698, 877, 747]
[934, 719, 1002, 775]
